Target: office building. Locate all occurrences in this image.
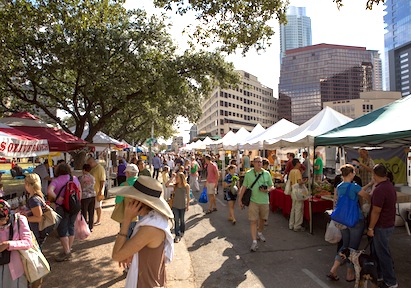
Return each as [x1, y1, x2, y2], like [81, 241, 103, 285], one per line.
[197, 71, 278, 137]
[279, 44, 382, 124]
[172, 136, 184, 151]
[323, 91, 401, 119]
[189, 125, 198, 142]
[384, 0, 411, 96]
[279, 6, 312, 63]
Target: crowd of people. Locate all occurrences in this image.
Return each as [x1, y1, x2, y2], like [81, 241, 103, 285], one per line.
[0, 147, 400, 288]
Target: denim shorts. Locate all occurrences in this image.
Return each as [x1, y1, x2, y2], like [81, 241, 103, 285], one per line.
[56, 205, 77, 237]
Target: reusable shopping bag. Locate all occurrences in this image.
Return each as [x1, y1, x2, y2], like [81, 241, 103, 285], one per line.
[331, 183, 360, 228]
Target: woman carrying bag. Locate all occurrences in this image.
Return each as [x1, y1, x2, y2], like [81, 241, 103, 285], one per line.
[0, 200, 32, 287]
[22, 173, 49, 248]
[327, 164, 371, 282]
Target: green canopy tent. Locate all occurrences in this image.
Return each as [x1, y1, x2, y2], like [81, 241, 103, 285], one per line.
[315, 95, 411, 148]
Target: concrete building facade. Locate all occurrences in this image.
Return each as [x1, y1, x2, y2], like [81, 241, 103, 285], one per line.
[323, 91, 401, 119]
[197, 71, 278, 137]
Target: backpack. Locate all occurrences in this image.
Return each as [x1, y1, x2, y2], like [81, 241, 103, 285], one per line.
[56, 176, 81, 215]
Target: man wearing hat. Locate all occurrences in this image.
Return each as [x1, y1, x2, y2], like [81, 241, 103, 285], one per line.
[111, 176, 174, 288]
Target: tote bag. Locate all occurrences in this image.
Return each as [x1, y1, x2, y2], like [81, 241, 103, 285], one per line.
[15, 214, 50, 283]
[330, 184, 360, 228]
[111, 200, 125, 223]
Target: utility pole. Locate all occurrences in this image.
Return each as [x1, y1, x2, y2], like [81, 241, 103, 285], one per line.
[148, 122, 154, 172]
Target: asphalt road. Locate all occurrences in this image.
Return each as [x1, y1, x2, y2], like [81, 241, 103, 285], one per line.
[40, 181, 411, 288]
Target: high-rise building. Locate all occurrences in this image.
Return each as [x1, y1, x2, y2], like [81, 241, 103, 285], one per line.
[384, 0, 411, 96]
[189, 125, 197, 142]
[279, 44, 382, 125]
[279, 6, 312, 63]
[197, 71, 278, 137]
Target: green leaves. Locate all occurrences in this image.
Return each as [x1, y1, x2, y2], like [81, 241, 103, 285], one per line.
[0, 0, 239, 144]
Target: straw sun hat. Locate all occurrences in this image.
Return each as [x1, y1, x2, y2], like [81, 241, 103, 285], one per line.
[110, 175, 173, 219]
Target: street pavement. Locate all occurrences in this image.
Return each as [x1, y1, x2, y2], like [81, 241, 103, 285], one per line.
[41, 181, 411, 288]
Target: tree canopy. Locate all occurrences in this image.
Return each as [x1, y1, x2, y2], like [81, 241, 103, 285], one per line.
[0, 0, 385, 146]
[0, 0, 238, 144]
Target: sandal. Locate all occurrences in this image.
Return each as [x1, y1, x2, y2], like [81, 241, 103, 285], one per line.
[326, 273, 339, 281]
[346, 278, 355, 282]
[212, 208, 217, 212]
[205, 210, 213, 214]
[232, 219, 236, 225]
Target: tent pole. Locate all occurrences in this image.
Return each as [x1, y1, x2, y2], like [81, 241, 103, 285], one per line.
[308, 146, 313, 234]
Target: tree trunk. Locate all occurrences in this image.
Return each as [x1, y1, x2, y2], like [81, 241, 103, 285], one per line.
[70, 151, 87, 170]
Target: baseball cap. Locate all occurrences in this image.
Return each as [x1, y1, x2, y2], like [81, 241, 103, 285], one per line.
[124, 164, 138, 173]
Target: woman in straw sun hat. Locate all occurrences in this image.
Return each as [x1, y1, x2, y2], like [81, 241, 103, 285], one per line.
[111, 176, 174, 288]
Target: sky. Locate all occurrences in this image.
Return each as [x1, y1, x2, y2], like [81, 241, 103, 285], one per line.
[125, 0, 386, 143]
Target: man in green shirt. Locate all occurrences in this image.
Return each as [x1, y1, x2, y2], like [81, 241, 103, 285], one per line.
[239, 156, 274, 252]
[313, 151, 324, 183]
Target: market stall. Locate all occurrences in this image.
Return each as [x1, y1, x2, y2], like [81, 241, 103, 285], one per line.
[315, 95, 411, 235]
[263, 107, 353, 233]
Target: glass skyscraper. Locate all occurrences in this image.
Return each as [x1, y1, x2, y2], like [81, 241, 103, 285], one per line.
[279, 44, 381, 125]
[279, 6, 312, 63]
[384, 0, 411, 96]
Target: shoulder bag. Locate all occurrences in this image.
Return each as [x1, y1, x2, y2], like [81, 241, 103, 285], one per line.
[241, 172, 263, 207]
[16, 214, 51, 283]
[284, 176, 292, 195]
[330, 183, 360, 228]
[35, 196, 61, 232]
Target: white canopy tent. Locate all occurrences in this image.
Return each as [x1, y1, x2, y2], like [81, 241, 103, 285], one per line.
[264, 107, 352, 148]
[240, 119, 299, 150]
[208, 130, 235, 151]
[197, 136, 215, 150]
[223, 127, 250, 150]
[238, 123, 266, 150]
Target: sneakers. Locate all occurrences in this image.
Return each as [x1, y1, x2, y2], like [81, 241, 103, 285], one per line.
[250, 241, 258, 252]
[55, 251, 72, 262]
[383, 283, 398, 288]
[294, 227, 305, 232]
[257, 232, 266, 242]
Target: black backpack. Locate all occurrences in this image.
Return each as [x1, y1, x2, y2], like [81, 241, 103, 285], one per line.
[56, 176, 81, 215]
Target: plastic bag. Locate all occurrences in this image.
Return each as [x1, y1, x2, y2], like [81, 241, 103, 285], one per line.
[284, 178, 291, 195]
[74, 213, 91, 240]
[291, 183, 310, 200]
[325, 220, 342, 244]
[198, 187, 208, 203]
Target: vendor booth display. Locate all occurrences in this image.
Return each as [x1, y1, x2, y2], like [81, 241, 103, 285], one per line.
[264, 107, 352, 233]
[315, 95, 411, 235]
[0, 123, 49, 157]
[0, 112, 87, 152]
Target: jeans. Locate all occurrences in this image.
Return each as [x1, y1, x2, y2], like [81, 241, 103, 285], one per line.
[172, 207, 186, 237]
[152, 168, 160, 180]
[371, 226, 397, 286]
[335, 218, 365, 265]
[56, 205, 77, 237]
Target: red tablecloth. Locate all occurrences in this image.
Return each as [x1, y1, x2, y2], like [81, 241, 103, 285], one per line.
[270, 188, 333, 221]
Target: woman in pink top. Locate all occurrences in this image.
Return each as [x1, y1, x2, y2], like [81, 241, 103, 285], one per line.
[0, 200, 32, 287]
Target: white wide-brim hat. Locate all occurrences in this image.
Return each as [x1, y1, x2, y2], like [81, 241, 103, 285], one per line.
[110, 175, 173, 219]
